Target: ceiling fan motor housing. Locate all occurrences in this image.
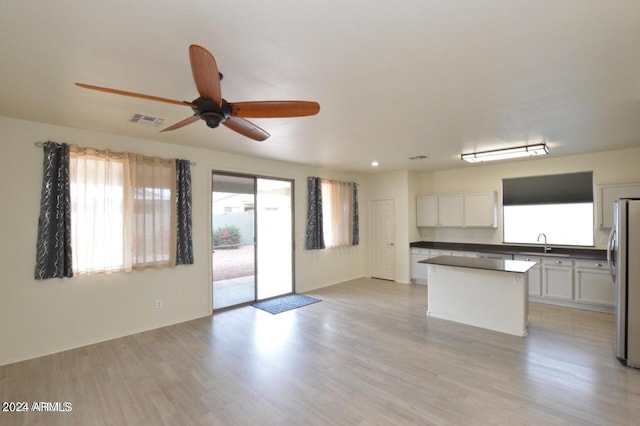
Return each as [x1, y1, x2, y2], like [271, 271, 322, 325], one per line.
[192, 97, 231, 128]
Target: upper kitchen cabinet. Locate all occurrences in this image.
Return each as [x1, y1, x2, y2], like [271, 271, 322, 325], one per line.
[416, 194, 462, 227]
[464, 192, 498, 228]
[598, 182, 640, 228]
[438, 194, 463, 227]
[416, 191, 497, 228]
[416, 195, 438, 227]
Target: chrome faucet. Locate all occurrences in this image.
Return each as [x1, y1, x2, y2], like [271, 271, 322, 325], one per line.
[537, 233, 550, 253]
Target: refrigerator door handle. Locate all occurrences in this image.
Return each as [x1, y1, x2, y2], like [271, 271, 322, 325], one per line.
[607, 227, 616, 283]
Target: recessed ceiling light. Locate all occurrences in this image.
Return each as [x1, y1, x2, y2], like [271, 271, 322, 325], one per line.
[371, 161, 379, 167]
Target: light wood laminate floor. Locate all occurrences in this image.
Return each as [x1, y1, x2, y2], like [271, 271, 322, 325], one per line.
[2, 278, 639, 425]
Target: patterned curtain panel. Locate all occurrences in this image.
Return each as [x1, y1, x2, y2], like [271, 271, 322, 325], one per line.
[305, 177, 325, 250]
[352, 183, 359, 246]
[34, 142, 73, 279]
[175, 159, 194, 264]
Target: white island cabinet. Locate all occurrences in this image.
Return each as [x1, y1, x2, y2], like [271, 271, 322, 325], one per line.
[422, 256, 535, 337]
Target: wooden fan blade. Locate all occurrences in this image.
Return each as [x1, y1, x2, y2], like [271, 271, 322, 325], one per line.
[230, 101, 320, 118]
[160, 115, 200, 132]
[75, 83, 194, 107]
[189, 44, 222, 106]
[223, 117, 270, 141]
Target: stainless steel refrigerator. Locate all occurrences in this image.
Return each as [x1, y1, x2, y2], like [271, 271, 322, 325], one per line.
[608, 198, 640, 368]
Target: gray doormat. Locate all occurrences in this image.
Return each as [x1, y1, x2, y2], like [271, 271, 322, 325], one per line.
[252, 294, 321, 314]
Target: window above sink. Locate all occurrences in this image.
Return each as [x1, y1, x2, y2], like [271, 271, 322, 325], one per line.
[502, 172, 594, 247]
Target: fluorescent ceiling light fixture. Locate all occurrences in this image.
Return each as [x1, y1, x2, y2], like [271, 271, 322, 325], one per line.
[461, 143, 549, 163]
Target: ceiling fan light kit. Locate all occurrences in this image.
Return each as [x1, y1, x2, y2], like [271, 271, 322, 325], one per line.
[75, 44, 319, 141]
[461, 143, 549, 163]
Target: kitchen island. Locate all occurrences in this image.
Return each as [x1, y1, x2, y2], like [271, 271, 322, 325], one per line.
[420, 256, 536, 337]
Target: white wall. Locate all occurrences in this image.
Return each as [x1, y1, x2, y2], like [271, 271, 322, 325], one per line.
[367, 170, 413, 283]
[0, 116, 367, 366]
[415, 147, 640, 248]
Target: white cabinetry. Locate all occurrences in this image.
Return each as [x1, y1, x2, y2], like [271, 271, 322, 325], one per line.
[515, 255, 542, 296]
[464, 192, 498, 228]
[598, 182, 640, 228]
[416, 195, 462, 227]
[574, 259, 614, 307]
[416, 191, 497, 228]
[411, 248, 430, 284]
[520, 255, 612, 312]
[416, 196, 438, 227]
[450, 250, 478, 257]
[542, 257, 574, 301]
[477, 252, 511, 260]
[437, 195, 463, 227]
[430, 249, 452, 257]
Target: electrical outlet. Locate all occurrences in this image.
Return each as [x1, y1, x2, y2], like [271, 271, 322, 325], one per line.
[155, 299, 162, 309]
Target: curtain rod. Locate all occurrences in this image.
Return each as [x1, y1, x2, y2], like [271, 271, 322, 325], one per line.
[34, 141, 196, 166]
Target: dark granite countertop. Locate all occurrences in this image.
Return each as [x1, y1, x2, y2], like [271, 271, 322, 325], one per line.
[410, 241, 607, 260]
[420, 255, 537, 273]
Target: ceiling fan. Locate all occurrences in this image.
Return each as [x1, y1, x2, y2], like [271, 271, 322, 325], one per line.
[75, 44, 320, 141]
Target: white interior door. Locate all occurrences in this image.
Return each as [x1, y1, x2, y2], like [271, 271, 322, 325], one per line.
[370, 199, 395, 280]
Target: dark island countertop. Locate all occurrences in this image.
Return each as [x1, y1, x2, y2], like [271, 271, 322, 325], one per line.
[410, 241, 607, 260]
[420, 255, 537, 274]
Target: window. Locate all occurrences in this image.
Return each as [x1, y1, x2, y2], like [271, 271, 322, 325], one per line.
[321, 179, 356, 248]
[69, 146, 176, 274]
[305, 177, 359, 250]
[502, 172, 594, 246]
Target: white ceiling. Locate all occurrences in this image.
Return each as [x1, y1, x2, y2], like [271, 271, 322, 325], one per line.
[2, 1, 640, 172]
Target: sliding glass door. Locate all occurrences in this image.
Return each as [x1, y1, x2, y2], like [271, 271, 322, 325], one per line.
[211, 172, 293, 310]
[256, 178, 293, 300]
[211, 174, 256, 309]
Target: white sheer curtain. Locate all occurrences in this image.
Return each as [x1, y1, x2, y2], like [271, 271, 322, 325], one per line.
[69, 146, 176, 274]
[321, 179, 354, 248]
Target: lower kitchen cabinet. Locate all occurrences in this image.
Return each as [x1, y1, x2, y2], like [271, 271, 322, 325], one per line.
[410, 248, 430, 284]
[574, 259, 615, 307]
[410, 245, 612, 312]
[542, 257, 574, 301]
[514, 255, 542, 297]
[411, 248, 456, 284]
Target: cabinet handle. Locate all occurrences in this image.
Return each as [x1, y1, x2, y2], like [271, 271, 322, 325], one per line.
[595, 263, 603, 267]
[555, 260, 563, 264]
[525, 258, 531, 261]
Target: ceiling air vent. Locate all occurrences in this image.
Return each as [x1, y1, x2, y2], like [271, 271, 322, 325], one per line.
[129, 113, 165, 127]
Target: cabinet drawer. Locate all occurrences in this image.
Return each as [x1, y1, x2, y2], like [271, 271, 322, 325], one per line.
[478, 252, 512, 260]
[430, 249, 452, 257]
[574, 259, 608, 270]
[514, 255, 542, 263]
[542, 257, 573, 267]
[411, 248, 430, 256]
